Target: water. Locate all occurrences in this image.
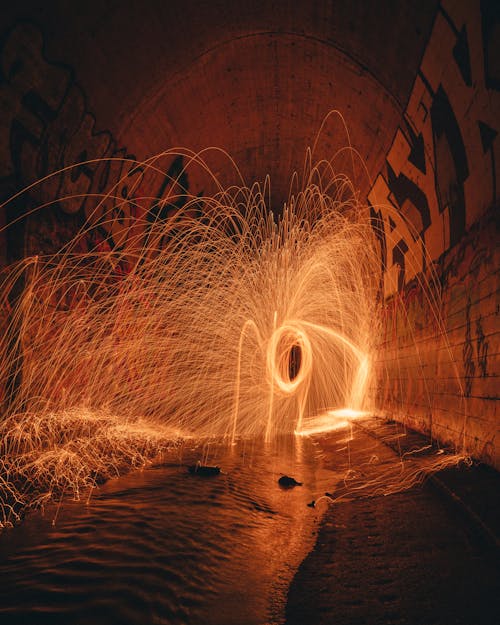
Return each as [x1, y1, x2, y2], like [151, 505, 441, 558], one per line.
[0, 436, 335, 625]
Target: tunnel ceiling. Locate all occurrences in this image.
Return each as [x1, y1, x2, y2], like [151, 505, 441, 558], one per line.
[3, 0, 439, 208]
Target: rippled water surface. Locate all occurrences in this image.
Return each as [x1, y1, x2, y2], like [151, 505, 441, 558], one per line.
[0, 436, 334, 625]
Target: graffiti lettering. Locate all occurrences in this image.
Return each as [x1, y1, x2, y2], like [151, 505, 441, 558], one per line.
[463, 296, 475, 397]
[369, 1, 499, 297]
[0, 22, 200, 264]
[475, 315, 488, 378]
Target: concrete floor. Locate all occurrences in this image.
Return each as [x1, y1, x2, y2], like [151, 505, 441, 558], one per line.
[286, 424, 500, 625]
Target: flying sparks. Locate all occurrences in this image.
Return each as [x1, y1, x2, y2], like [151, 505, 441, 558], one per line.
[0, 146, 466, 528]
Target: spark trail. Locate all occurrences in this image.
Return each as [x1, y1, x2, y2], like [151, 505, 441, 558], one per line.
[0, 148, 465, 528]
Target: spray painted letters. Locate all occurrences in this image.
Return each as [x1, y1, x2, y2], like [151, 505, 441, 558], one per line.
[369, 1, 499, 298]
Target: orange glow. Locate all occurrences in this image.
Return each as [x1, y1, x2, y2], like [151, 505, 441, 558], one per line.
[0, 146, 386, 526]
[294, 408, 368, 436]
[0, 143, 469, 528]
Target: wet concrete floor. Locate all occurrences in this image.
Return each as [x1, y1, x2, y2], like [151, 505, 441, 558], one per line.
[286, 421, 500, 625]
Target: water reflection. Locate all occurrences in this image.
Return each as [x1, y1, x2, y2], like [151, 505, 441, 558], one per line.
[0, 435, 335, 625]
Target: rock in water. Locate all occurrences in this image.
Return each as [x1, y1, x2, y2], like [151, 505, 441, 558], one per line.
[188, 464, 221, 476]
[278, 475, 303, 488]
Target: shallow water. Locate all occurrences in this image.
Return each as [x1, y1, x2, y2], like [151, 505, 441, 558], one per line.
[0, 436, 335, 625]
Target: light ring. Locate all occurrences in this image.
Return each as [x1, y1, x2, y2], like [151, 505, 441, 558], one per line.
[266, 322, 312, 394]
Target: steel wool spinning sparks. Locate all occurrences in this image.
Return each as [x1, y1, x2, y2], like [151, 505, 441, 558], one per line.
[1, 155, 380, 439]
[0, 147, 463, 528]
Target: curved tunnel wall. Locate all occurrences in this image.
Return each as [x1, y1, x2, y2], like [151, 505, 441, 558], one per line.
[0, 1, 498, 466]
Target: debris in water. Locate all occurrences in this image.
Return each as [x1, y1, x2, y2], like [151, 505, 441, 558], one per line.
[278, 475, 303, 488]
[188, 464, 221, 476]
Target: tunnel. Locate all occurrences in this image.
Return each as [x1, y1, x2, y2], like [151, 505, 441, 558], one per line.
[0, 1, 499, 624]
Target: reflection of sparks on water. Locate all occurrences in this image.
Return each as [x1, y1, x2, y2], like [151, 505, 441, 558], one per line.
[295, 408, 368, 437]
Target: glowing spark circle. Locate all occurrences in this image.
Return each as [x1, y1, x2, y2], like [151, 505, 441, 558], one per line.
[267, 323, 312, 394]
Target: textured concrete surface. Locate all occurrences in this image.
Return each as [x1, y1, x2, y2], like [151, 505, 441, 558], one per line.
[1, 0, 438, 205]
[286, 422, 500, 625]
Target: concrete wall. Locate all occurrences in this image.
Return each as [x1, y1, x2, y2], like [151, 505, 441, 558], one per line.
[368, 1, 499, 468]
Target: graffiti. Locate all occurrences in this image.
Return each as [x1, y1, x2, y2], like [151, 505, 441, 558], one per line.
[475, 315, 488, 378]
[462, 296, 475, 397]
[0, 20, 206, 404]
[1, 24, 110, 218]
[0, 22, 197, 264]
[374, 199, 498, 466]
[369, 0, 499, 298]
